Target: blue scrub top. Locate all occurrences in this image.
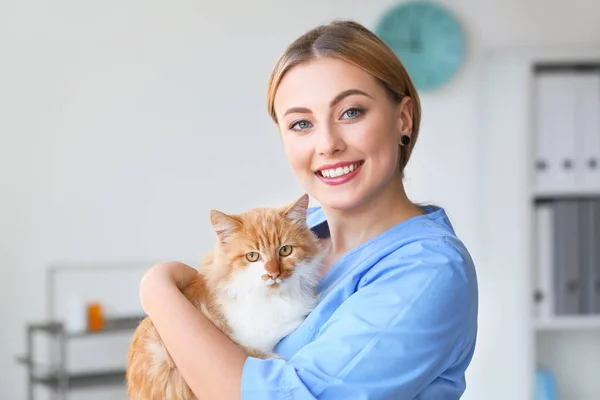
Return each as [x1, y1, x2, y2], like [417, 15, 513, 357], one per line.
[241, 204, 478, 399]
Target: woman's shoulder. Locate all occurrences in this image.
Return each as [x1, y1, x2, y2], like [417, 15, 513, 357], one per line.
[354, 205, 478, 341]
[395, 204, 474, 266]
[310, 203, 477, 297]
[365, 204, 477, 284]
[307, 203, 473, 265]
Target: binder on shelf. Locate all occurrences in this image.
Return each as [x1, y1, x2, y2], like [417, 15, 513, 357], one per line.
[535, 197, 600, 318]
[580, 199, 595, 314]
[534, 202, 555, 318]
[553, 199, 581, 315]
[534, 72, 580, 193]
[589, 199, 600, 314]
[574, 72, 600, 191]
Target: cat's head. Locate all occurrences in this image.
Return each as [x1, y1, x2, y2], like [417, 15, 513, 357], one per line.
[207, 194, 323, 294]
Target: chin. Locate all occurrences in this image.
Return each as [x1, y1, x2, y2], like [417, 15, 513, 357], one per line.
[305, 169, 378, 211]
[311, 182, 386, 212]
[315, 193, 364, 211]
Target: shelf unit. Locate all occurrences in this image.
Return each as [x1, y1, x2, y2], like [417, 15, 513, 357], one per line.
[534, 316, 600, 332]
[480, 46, 600, 400]
[16, 315, 144, 400]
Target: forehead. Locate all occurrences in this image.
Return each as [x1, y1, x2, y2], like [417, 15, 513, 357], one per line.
[274, 57, 384, 112]
[236, 210, 289, 245]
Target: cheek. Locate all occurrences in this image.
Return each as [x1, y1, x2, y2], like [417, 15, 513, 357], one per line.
[228, 261, 267, 284]
[279, 257, 297, 279]
[228, 254, 262, 276]
[282, 137, 313, 174]
[245, 261, 267, 278]
[353, 118, 398, 160]
[279, 246, 311, 277]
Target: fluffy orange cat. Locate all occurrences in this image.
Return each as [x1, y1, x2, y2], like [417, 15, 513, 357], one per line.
[126, 194, 325, 400]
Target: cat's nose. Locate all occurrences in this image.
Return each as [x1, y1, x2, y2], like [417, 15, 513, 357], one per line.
[264, 261, 280, 280]
[267, 271, 280, 279]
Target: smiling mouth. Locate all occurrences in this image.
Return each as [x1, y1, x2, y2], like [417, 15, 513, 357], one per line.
[316, 161, 364, 178]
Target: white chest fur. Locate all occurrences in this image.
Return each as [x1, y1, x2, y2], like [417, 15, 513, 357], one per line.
[217, 261, 319, 353]
[220, 291, 313, 352]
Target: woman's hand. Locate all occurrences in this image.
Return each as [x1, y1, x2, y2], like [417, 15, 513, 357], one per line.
[139, 261, 197, 316]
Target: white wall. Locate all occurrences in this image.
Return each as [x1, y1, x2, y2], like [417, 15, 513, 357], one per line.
[2, 0, 600, 399]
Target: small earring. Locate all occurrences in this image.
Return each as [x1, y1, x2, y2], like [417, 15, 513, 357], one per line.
[400, 134, 411, 146]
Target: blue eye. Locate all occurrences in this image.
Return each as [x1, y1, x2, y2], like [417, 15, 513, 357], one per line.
[341, 107, 365, 120]
[290, 120, 312, 131]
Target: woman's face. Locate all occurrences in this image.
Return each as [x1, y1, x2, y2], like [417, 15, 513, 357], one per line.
[273, 57, 413, 211]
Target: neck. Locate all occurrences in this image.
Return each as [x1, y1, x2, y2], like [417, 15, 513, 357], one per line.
[322, 177, 423, 259]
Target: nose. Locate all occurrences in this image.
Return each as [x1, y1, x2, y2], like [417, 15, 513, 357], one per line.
[265, 260, 280, 279]
[316, 122, 345, 156]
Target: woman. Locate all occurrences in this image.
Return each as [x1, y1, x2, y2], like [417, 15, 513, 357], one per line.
[139, 20, 478, 400]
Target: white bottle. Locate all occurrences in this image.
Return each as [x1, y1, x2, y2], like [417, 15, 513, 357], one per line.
[64, 296, 86, 334]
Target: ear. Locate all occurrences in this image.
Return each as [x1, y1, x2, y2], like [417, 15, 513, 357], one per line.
[281, 193, 310, 225]
[396, 96, 414, 140]
[210, 210, 242, 242]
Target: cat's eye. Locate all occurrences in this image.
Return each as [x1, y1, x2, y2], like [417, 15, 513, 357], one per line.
[279, 245, 293, 257]
[246, 252, 260, 262]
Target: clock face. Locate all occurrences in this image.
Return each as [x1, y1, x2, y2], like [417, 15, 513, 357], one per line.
[374, 1, 466, 91]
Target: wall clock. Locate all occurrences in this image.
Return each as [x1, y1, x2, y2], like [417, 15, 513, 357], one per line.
[374, 1, 466, 91]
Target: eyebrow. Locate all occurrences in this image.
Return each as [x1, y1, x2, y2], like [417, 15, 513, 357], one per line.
[282, 89, 374, 117]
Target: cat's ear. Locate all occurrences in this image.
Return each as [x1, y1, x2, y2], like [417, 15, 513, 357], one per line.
[281, 193, 310, 225]
[210, 210, 242, 242]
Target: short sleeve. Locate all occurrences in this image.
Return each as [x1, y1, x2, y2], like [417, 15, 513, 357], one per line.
[240, 237, 476, 400]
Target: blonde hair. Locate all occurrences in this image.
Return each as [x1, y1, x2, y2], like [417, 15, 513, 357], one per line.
[266, 19, 422, 173]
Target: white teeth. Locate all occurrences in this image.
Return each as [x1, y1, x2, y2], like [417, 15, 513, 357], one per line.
[320, 162, 361, 178]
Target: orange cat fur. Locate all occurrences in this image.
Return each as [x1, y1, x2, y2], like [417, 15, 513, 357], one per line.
[126, 194, 324, 400]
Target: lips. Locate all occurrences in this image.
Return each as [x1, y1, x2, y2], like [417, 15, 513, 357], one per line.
[316, 161, 363, 178]
[315, 160, 364, 186]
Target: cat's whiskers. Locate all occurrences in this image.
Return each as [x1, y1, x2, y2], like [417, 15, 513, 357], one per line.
[262, 275, 284, 287]
[264, 278, 276, 286]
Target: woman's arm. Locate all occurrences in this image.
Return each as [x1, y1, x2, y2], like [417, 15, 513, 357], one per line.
[139, 261, 248, 400]
[143, 236, 477, 400]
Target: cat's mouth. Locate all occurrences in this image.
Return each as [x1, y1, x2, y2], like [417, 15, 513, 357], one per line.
[262, 275, 283, 288]
[315, 161, 364, 178]
[264, 277, 282, 286]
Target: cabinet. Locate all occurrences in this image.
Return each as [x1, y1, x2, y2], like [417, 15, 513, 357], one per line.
[16, 315, 143, 400]
[480, 46, 600, 400]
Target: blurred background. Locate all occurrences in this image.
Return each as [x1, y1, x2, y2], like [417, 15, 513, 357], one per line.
[2, 0, 600, 399]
